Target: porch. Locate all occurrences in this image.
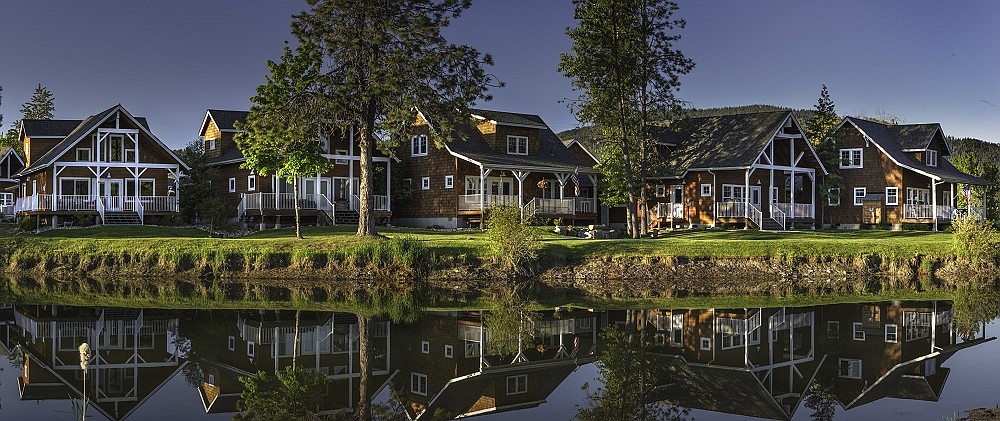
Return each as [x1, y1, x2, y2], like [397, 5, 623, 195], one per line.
[15, 194, 178, 224]
[902, 204, 984, 221]
[458, 166, 600, 220]
[237, 192, 390, 222]
[457, 194, 597, 217]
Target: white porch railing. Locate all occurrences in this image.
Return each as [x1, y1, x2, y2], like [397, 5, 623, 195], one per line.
[350, 194, 360, 211]
[373, 195, 390, 211]
[530, 198, 575, 215]
[575, 198, 597, 214]
[458, 194, 520, 211]
[316, 194, 336, 223]
[773, 203, 813, 219]
[904, 204, 955, 220]
[769, 203, 786, 230]
[138, 196, 178, 212]
[14, 194, 176, 213]
[715, 200, 746, 218]
[656, 203, 684, 219]
[750, 203, 763, 228]
[241, 192, 387, 214]
[135, 198, 144, 224]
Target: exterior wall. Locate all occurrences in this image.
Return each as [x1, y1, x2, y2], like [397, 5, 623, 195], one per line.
[24, 137, 60, 167]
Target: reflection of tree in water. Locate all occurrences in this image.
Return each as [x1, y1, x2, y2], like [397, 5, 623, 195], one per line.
[234, 365, 329, 421]
[577, 311, 690, 421]
[953, 287, 1000, 340]
[803, 380, 836, 421]
[174, 311, 230, 388]
[483, 286, 541, 359]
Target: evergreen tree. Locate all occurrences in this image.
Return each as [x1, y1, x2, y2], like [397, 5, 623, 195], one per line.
[804, 85, 838, 147]
[4, 84, 55, 155]
[804, 85, 844, 228]
[559, 0, 694, 238]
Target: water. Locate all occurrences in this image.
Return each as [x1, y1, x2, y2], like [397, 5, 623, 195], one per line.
[0, 298, 997, 420]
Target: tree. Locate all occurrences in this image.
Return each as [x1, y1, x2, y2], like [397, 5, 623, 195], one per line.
[560, 0, 694, 238]
[177, 140, 232, 229]
[237, 43, 331, 239]
[287, 0, 497, 237]
[804, 85, 844, 228]
[950, 152, 999, 220]
[235, 366, 329, 421]
[4, 84, 55, 155]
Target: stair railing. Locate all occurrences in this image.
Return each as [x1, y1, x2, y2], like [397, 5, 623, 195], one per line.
[769, 203, 786, 230]
[135, 197, 145, 225]
[749, 203, 763, 229]
[97, 196, 106, 225]
[316, 194, 337, 225]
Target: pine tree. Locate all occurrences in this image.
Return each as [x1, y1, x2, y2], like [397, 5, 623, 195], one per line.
[4, 84, 56, 154]
[804, 84, 838, 147]
[806, 84, 844, 228]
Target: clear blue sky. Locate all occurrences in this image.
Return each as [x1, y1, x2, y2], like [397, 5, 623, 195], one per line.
[1, 0, 998, 149]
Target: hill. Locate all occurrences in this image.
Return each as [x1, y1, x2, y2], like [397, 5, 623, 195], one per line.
[947, 136, 1000, 164]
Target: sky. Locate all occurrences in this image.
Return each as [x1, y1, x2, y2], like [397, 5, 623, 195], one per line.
[0, 0, 998, 149]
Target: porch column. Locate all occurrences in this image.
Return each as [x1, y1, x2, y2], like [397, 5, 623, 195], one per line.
[479, 166, 492, 216]
[932, 180, 938, 231]
[386, 160, 392, 212]
[513, 170, 530, 220]
[810, 171, 816, 219]
[744, 169, 750, 219]
[349, 127, 355, 201]
[554, 172, 570, 200]
[53, 164, 59, 212]
[790, 170, 796, 219]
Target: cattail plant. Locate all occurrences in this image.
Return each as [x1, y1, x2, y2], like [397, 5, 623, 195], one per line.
[79, 343, 91, 420]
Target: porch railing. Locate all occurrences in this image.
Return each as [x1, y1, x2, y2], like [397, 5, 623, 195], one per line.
[14, 194, 176, 213]
[316, 194, 336, 223]
[656, 203, 684, 219]
[457, 194, 520, 211]
[773, 203, 813, 219]
[769, 203, 786, 230]
[904, 204, 955, 220]
[750, 203, 763, 228]
[575, 198, 597, 214]
[715, 200, 746, 219]
[373, 195, 390, 211]
[530, 198, 575, 215]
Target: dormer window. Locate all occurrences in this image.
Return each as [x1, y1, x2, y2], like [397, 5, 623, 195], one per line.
[411, 135, 428, 157]
[507, 135, 528, 155]
[208, 138, 217, 150]
[926, 149, 938, 167]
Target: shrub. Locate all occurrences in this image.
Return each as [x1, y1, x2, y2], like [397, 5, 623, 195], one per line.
[484, 205, 538, 273]
[18, 216, 37, 232]
[952, 216, 1000, 264]
[901, 223, 931, 231]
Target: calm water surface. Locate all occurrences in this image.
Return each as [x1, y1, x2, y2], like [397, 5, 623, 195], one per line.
[0, 299, 997, 420]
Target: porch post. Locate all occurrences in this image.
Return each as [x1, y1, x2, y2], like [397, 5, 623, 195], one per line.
[385, 160, 391, 212]
[810, 171, 816, 219]
[349, 127, 355, 201]
[932, 180, 938, 231]
[513, 170, 530, 220]
[53, 164, 59, 212]
[790, 169, 796, 219]
[744, 169, 750, 219]
[950, 183, 955, 208]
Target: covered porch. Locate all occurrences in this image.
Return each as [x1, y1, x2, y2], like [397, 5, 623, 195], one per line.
[458, 164, 600, 221]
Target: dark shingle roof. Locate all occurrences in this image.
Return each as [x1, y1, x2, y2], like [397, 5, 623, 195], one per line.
[207, 110, 249, 132]
[846, 117, 991, 185]
[470, 108, 548, 128]
[653, 111, 794, 177]
[889, 124, 941, 150]
[206, 146, 246, 165]
[22, 117, 149, 138]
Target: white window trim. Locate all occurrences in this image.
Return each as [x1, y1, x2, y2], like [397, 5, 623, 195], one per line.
[420, 341, 430, 354]
[228, 178, 237, 193]
[421, 177, 430, 190]
[828, 188, 841, 206]
[248, 174, 257, 192]
[209, 138, 217, 150]
[444, 175, 454, 189]
[700, 184, 712, 197]
[655, 185, 666, 198]
[335, 149, 349, 165]
[76, 148, 91, 162]
[853, 187, 866, 206]
[700, 337, 712, 351]
[411, 135, 428, 157]
[227, 336, 236, 351]
[853, 322, 865, 341]
[506, 374, 528, 395]
[247, 341, 256, 357]
[839, 358, 863, 379]
[444, 345, 454, 358]
[885, 323, 899, 343]
[885, 187, 899, 206]
[506, 135, 529, 155]
[411, 373, 428, 396]
[840, 148, 863, 169]
[926, 149, 938, 167]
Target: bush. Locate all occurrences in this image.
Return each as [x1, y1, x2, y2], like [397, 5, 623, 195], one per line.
[484, 205, 538, 273]
[901, 223, 931, 231]
[73, 215, 95, 227]
[952, 216, 1000, 264]
[18, 216, 37, 232]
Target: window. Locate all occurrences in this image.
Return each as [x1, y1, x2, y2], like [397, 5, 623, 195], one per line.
[670, 313, 684, 347]
[655, 185, 666, 198]
[838, 359, 862, 379]
[906, 187, 931, 205]
[139, 179, 154, 197]
[700, 184, 712, 197]
[76, 148, 91, 161]
[718, 318, 747, 350]
[411, 373, 428, 395]
[885, 187, 899, 205]
[444, 345, 454, 358]
[721, 184, 746, 202]
[853, 322, 865, 341]
[59, 178, 91, 196]
[926, 149, 938, 167]
[248, 174, 257, 191]
[403, 178, 412, 189]
[465, 176, 481, 195]
[229, 178, 237, 193]
[335, 149, 349, 165]
[771, 187, 779, 204]
[700, 337, 712, 351]
[839, 148, 863, 169]
[421, 177, 430, 190]
[411, 135, 428, 157]
[421, 341, 430, 354]
[925, 359, 937, 376]
[885, 324, 898, 343]
[904, 311, 932, 341]
[227, 336, 236, 351]
[828, 188, 841, 206]
[247, 341, 256, 357]
[507, 135, 528, 155]
[444, 175, 454, 189]
[827, 321, 840, 339]
[209, 139, 216, 150]
[853, 187, 866, 206]
[506, 375, 528, 395]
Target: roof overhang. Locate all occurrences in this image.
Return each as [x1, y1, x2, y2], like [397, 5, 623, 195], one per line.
[470, 113, 548, 130]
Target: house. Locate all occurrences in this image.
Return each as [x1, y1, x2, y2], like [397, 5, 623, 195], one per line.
[199, 109, 394, 228]
[190, 310, 393, 417]
[643, 111, 828, 231]
[0, 146, 25, 217]
[0, 305, 185, 420]
[827, 117, 992, 230]
[389, 309, 601, 419]
[396, 109, 601, 228]
[13, 104, 189, 226]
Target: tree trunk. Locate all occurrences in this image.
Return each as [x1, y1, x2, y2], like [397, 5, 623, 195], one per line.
[357, 123, 377, 237]
[357, 315, 373, 421]
[293, 177, 303, 239]
[292, 310, 301, 367]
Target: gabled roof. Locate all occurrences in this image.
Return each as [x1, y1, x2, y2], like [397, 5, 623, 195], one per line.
[652, 111, 817, 177]
[842, 117, 991, 185]
[206, 145, 246, 165]
[22, 117, 150, 138]
[0, 146, 25, 168]
[202, 109, 249, 134]
[18, 104, 190, 176]
[470, 108, 549, 129]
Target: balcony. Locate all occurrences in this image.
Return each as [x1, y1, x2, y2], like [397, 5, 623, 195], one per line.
[15, 194, 178, 213]
[903, 204, 955, 220]
[656, 203, 684, 219]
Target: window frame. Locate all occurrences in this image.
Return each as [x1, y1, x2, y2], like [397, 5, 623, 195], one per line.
[506, 135, 529, 155]
[444, 175, 454, 189]
[853, 187, 867, 206]
[411, 373, 428, 396]
[227, 336, 236, 351]
[827, 321, 840, 339]
[229, 178, 237, 193]
[444, 344, 454, 358]
[700, 184, 712, 197]
[411, 135, 428, 157]
[506, 374, 528, 395]
[885, 187, 899, 206]
[885, 323, 899, 343]
[335, 149, 349, 165]
[420, 341, 430, 354]
[700, 337, 712, 351]
[655, 185, 666, 198]
[838, 358, 863, 379]
[208, 138, 216, 151]
[926, 149, 938, 167]
[248, 174, 257, 192]
[421, 177, 430, 190]
[839, 148, 863, 169]
[853, 322, 865, 341]
[76, 148, 91, 162]
[828, 188, 841, 206]
[247, 341, 256, 357]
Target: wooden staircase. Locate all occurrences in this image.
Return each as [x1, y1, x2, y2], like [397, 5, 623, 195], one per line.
[757, 218, 785, 231]
[334, 209, 359, 225]
[102, 212, 142, 225]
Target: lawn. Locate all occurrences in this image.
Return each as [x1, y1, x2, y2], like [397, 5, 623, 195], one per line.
[4, 224, 957, 260]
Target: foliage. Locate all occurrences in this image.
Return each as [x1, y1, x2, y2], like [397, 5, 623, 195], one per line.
[804, 85, 839, 147]
[177, 139, 232, 228]
[483, 286, 541, 358]
[803, 380, 837, 421]
[235, 365, 329, 421]
[286, 0, 496, 236]
[484, 205, 538, 272]
[576, 325, 690, 421]
[952, 286, 1000, 339]
[949, 151, 1000, 220]
[951, 216, 1000, 264]
[18, 215, 37, 231]
[3, 84, 55, 154]
[805, 85, 844, 227]
[559, 0, 694, 237]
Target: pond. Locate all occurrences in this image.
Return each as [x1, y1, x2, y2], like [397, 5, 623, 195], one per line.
[0, 296, 997, 420]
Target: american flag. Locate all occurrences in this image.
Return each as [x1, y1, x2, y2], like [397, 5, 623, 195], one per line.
[571, 173, 581, 196]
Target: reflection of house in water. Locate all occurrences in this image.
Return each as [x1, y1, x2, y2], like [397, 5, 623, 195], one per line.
[637, 307, 822, 420]
[389, 309, 602, 420]
[817, 300, 994, 410]
[0, 305, 183, 420]
[192, 310, 391, 417]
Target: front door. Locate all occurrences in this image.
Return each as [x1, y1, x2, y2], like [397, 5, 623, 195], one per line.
[489, 178, 512, 196]
[750, 186, 762, 208]
[670, 185, 683, 204]
[333, 178, 351, 201]
[99, 179, 124, 211]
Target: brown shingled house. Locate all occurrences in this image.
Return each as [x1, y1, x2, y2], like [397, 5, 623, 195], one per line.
[0, 146, 25, 217]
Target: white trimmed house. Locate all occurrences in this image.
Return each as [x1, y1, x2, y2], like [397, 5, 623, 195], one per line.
[0, 146, 25, 217]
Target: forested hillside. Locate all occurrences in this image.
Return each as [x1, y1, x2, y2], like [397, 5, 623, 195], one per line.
[948, 136, 1000, 164]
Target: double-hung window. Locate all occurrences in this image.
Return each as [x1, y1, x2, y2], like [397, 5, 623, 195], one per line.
[838, 359, 862, 379]
[700, 184, 712, 197]
[506, 375, 527, 395]
[839, 148, 863, 169]
[926, 149, 938, 167]
[444, 175, 454, 189]
[721, 184, 745, 202]
[411, 135, 428, 157]
[507, 135, 528, 155]
[885, 187, 899, 205]
[853, 187, 866, 206]
[885, 324, 898, 343]
[828, 188, 841, 206]
[209, 138, 216, 150]
[248, 173, 257, 191]
[229, 178, 237, 193]
[421, 177, 430, 190]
